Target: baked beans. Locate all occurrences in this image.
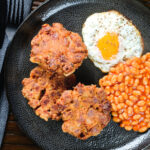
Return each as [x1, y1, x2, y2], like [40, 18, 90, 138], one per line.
[99, 53, 150, 132]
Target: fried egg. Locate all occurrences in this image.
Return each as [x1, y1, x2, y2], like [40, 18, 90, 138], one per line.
[82, 10, 144, 72]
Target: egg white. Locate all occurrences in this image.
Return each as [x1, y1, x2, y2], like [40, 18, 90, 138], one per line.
[82, 10, 144, 72]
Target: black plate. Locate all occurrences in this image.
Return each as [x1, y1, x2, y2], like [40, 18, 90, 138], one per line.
[4, 0, 150, 149]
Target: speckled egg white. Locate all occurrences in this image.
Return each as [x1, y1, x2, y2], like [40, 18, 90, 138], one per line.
[82, 10, 144, 72]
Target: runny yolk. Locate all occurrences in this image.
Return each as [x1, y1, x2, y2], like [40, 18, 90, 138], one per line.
[97, 32, 119, 60]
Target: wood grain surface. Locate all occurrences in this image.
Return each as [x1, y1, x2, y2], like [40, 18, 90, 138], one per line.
[1, 0, 150, 150]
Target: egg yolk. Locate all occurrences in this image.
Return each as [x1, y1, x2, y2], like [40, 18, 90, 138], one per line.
[97, 32, 119, 60]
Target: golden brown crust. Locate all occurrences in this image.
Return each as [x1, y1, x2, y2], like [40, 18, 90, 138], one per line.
[22, 66, 76, 121]
[57, 83, 111, 140]
[30, 23, 88, 76]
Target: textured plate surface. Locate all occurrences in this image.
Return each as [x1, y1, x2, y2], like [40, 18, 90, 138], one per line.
[4, 0, 150, 150]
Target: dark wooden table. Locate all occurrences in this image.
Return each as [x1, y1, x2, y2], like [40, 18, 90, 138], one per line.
[1, 0, 150, 150]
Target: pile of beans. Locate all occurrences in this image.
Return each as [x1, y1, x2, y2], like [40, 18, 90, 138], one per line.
[99, 53, 150, 132]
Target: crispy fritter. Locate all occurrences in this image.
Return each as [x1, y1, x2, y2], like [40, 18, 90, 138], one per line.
[57, 83, 111, 140]
[30, 23, 88, 76]
[22, 66, 76, 121]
